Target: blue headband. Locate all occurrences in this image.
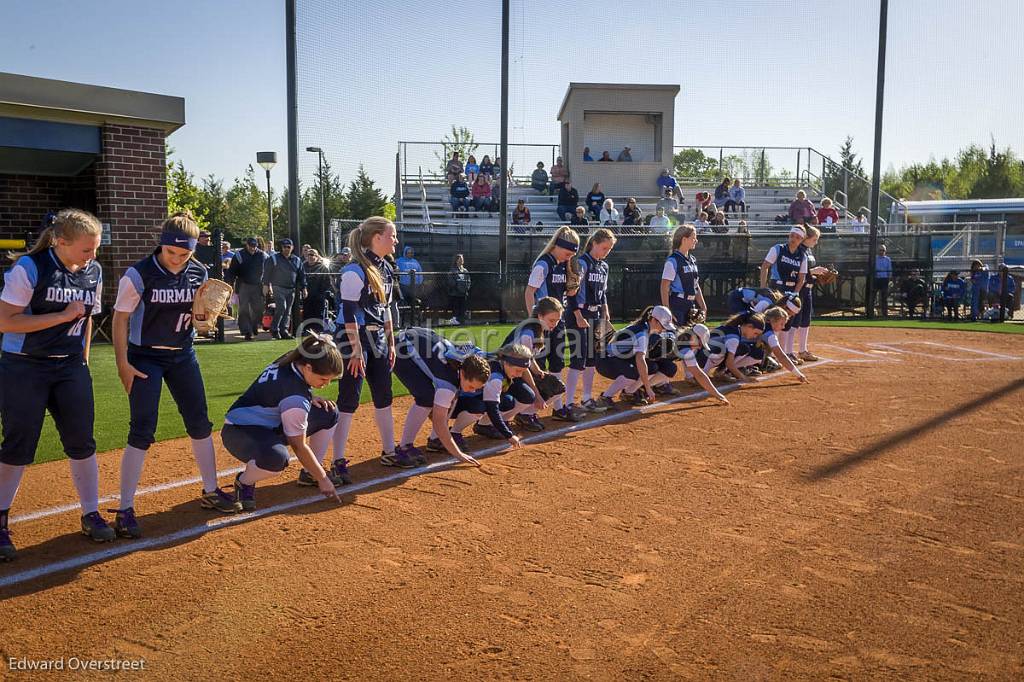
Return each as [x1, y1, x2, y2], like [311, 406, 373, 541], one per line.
[501, 354, 532, 368]
[160, 232, 198, 250]
[554, 237, 578, 253]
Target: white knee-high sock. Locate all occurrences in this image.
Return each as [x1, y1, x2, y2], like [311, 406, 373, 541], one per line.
[190, 437, 219, 493]
[551, 370, 565, 410]
[582, 367, 596, 402]
[308, 426, 335, 460]
[374, 407, 396, 455]
[0, 463, 26, 511]
[451, 411, 480, 434]
[332, 412, 354, 462]
[69, 456, 100, 515]
[565, 368, 581, 406]
[797, 326, 810, 353]
[734, 355, 759, 368]
[783, 330, 795, 354]
[401, 405, 431, 446]
[119, 445, 147, 509]
[602, 375, 632, 398]
[625, 378, 643, 393]
[238, 459, 280, 486]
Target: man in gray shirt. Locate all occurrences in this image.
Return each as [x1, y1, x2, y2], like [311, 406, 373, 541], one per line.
[263, 238, 306, 339]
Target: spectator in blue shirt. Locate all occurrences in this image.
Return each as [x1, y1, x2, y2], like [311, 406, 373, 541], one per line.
[583, 147, 594, 162]
[396, 245, 424, 326]
[450, 173, 471, 213]
[657, 169, 682, 201]
[874, 244, 893, 318]
[969, 259, 990, 321]
[941, 271, 965, 320]
[987, 264, 1017, 320]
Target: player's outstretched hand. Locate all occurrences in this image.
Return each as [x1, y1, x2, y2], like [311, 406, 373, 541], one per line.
[454, 450, 481, 467]
[318, 476, 341, 503]
[714, 393, 730, 405]
[507, 435, 523, 449]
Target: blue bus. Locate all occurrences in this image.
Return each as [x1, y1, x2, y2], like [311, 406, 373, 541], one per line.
[890, 198, 1024, 266]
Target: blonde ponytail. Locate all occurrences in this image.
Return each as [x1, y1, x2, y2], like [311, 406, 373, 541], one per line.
[347, 217, 393, 303]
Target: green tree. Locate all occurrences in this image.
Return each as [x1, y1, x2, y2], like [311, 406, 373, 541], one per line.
[299, 159, 348, 251]
[345, 165, 389, 220]
[672, 148, 719, 180]
[165, 151, 209, 228]
[435, 126, 479, 177]
[223, 165, 270, 241]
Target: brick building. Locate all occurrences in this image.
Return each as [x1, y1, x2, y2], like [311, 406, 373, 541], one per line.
[0, 72, 185, 306]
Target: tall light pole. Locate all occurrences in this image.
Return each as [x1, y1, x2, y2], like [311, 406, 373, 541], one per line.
[257, 151, 277, 246]
[306, 146, 326, 251]
[865, 0, 888, 319]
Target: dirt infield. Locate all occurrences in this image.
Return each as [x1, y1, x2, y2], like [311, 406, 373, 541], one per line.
[1, 328, 1023, 680]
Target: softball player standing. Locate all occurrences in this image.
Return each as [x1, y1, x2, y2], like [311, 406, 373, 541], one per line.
[759, 226, 808, 364]
[796, 225, 831, 362]
[331, 218, 402, 472]
[111, 213, 239, 538]
[566, 228, 617, 413]
[524, 226, 580, 420]
[222, 335, 344, 510]
[0, 209, 111, 559]
[660, 224, 707, 325]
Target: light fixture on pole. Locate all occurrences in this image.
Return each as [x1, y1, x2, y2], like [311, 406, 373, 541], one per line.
[256, 151, 277, 246]
[306, 146, 326, 252]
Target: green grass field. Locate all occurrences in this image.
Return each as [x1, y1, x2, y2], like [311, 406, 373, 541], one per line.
[25, 318, 1022, 464]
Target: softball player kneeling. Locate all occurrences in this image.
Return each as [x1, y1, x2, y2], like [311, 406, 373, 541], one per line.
[748, 307, 809, 382]
[392, 327, 487, 467]
[472, 344, 541, 447]
[595, 305, 678, 407]
[503, 296, 566, 432]
[111, 212, 236, 539]
[222, 335, 344, 510]
[674, 324, 729, 404]
[0, 209, 111, 558]
[696, 311, 767, 384]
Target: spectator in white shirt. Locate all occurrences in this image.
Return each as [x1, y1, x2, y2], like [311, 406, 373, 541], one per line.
[849, 212, 869, 233]
[649, 207, 671, 232]
[725, 179, 746, 214]
[600, 198, 621, 226]
[694, 211, 710, 231]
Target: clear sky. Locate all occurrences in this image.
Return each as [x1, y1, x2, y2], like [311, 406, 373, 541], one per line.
[2, 0, 1021, 195]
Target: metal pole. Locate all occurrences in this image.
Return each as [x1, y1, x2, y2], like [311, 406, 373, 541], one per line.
[796, 149, 801, 186]
[285, 0, 300, 247]
[265, 169, 275, 245]
[498, 0, 509, 323]
[212, 228, 225, 342]
[317, 151, 326, 252]
[865, 0, 888, 319]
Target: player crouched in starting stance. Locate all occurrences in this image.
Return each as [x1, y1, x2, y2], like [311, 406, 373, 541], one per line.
[595, 305, 679, 407]
[221, 334, 345, 511]
[500, 296, 567, 432]
[471, 343, 541, 447]
[392, 327, 487, 467]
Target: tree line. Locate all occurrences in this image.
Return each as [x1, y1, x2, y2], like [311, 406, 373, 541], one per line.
[167, 151, 394, 252]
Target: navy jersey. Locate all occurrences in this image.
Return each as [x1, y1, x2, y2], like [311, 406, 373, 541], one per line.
[397, 327, 476, 408]
[337, 252, 395, 328]
[607, 321, 652, 357]
[225, 362, 313, 436]
[574, 253, 609, 319]
[735, 287, 776, 313]
[663, 251, 699, 298]
[1, 249, 102, 357]
[527, 253, 567, 304]
[114, 254, 208, 349]
[502, 318, 547, 356]
[708, 324, 743, 360]
[765, 243, 808, 288]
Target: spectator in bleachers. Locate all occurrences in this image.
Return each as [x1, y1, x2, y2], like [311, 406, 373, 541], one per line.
[512, 198, 531, 227]
[617, 147, 633, 162]
[900, 269, 928, 319]
[465, 155, 480, 184]
[598, 151, 613, 162]
[449, 173, 471, 213]
[583, 147, 594, 162]
[737, 220, 750, 235]
[549, 156, 568, 195]
[969, 259, 989, 321]
[471, 175, 495, 213]
[622, 197, 643, 227]
[570, 206, 590, 228]
[788, 190, 818, 225]
[849, 212, 869, 233]
[713, 178, 731, 209]
[695, 190, 713, 217]
[657, 169, 682, 201]
[694, 211, 710, 231]
[479, 155, 495, 182]
[531, 162, 549, 193]
[600, 198, 620, 226]
[649, 207, 671, 232]
[586, 183, 606, 220]
[941, 270, 965, 320]
[816, 197, 840, 230]
[711, 208, 729, 226]
[447, 253, 471, 325]
[557, 179, 580, 221]
[493, 156, 503, 181]
[446, 151, 464, 184]
[725, 178, 746, 214]
[657, 188, 681, 220]
[874, 244, 893, 318]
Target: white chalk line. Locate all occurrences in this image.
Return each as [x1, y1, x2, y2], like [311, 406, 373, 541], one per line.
[867, 342, 1022, 362]
[818, 343, 899, 360]
[0, 359, 837, 589]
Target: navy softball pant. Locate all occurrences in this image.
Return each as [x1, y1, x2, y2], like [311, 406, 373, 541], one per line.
[336, 328, 393, 413]
[126, 346, 212, 450]
[567, 318, 598, 370]
[221, 404, 339, 472]
[796, 286, 814, 328]
[596, 355, 677, 382]
[669, 296, 696, 324]
[727, 290, 748, 315]
[0, 353, 95, 466]
[393, 356, 443, 409]
[536, 318, 566, 374]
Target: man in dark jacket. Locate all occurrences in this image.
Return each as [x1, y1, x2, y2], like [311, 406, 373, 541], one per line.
[301, 248, 334, 333]
[225, 237, 267, 340]
[557, 179, 580, 221]
[263, 238, 306, 339]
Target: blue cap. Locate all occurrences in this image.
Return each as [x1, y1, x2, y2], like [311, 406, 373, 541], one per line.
[280, 239, 293, 246]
